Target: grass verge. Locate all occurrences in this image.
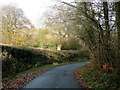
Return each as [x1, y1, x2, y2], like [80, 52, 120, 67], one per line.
[3, 61, 83, 88]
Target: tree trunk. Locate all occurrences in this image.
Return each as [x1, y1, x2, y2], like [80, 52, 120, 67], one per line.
[115, 1, 120, 69]
[103, 2, 113, 65]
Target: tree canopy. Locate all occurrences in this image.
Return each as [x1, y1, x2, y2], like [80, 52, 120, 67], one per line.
[0, 4, 32, 31]
[43, 0, 120, 69]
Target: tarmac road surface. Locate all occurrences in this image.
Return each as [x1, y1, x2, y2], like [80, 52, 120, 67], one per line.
[22, 62, 90, 88]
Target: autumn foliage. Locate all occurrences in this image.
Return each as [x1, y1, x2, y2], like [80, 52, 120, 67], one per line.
[103, 63, 113, 72]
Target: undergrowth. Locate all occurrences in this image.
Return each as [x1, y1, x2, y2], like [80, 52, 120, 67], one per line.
[77, 63, 120, 90]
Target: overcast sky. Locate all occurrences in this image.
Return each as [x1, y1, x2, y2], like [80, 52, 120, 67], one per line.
[0, 0, 72, 28]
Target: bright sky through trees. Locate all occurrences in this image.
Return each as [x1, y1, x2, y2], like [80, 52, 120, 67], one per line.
[0, 0, 72, 28]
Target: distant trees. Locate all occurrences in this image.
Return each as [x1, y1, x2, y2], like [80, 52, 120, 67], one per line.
[0, 4, 36, 46]
[0, 4, 31, 31]
[43, 3, 81, 50]
[34, 29, 49, 48]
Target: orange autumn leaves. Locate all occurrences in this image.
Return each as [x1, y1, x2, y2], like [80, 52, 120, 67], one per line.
[103, 63, 113, 72]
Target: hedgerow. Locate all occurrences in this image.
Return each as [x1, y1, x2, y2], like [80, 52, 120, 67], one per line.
[1, 45, 90, 78]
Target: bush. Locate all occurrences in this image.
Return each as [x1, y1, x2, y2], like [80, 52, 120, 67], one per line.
[78, 50, 90, 59]
[61, 37, 82, 50]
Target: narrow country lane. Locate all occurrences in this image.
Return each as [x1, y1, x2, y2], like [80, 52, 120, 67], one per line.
[22, 62, 90, 88]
